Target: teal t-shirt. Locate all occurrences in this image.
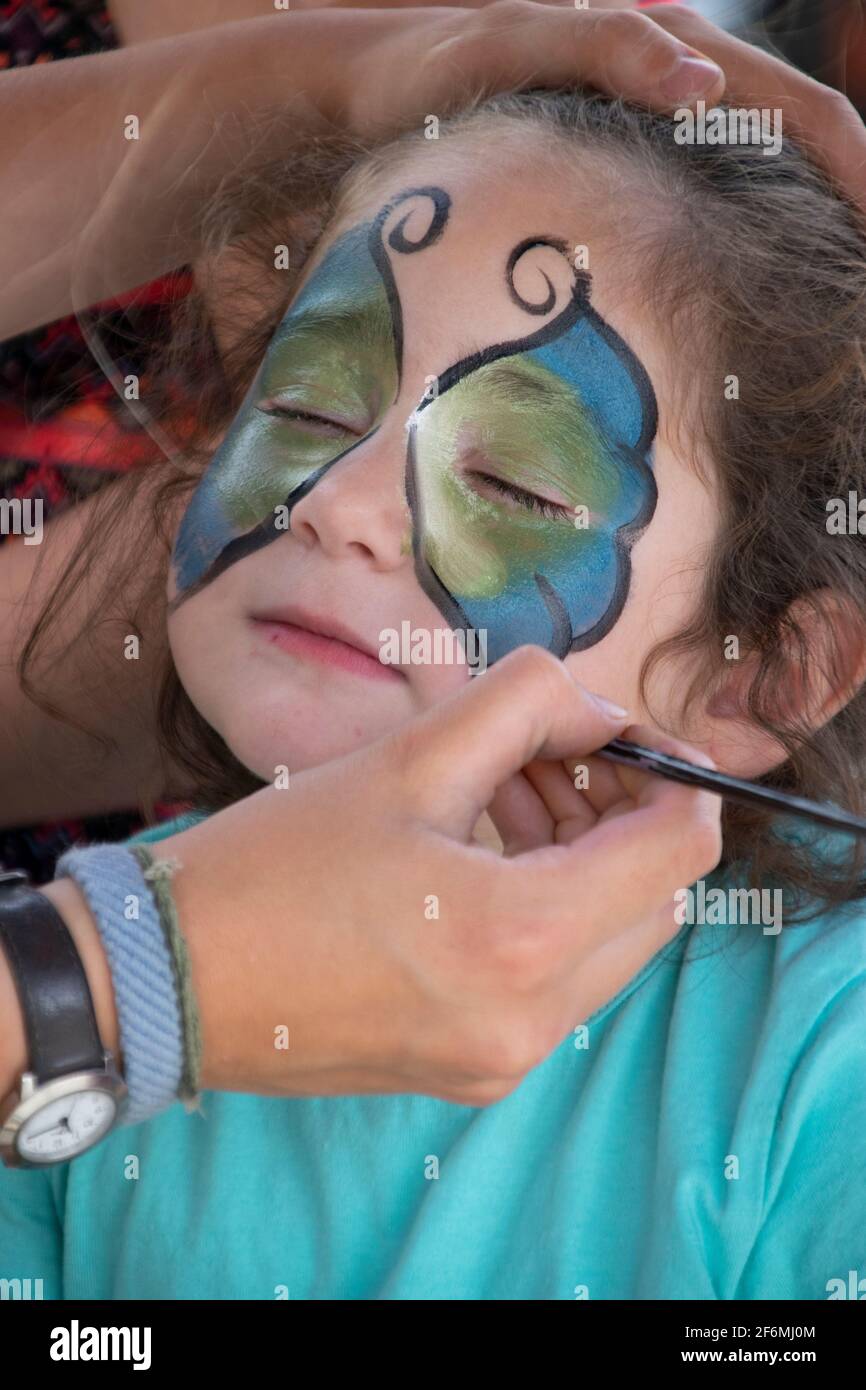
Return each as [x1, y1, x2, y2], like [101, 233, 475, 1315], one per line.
[1, 813, 865, 1301]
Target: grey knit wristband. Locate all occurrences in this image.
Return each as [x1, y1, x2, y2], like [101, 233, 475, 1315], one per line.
[54, 843, 186, 1126]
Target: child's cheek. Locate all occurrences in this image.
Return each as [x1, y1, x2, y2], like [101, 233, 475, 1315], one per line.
[563, 647, 636, 717]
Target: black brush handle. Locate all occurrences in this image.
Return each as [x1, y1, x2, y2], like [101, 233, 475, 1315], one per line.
[597, 739, 866, 839]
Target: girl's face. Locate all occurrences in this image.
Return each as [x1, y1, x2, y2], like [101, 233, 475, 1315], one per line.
[166, 148, 720, 781]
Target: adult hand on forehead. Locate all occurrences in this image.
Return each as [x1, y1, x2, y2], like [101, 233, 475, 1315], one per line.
[639, 2, 866, 222]
[342, 0, 866, 227]
[0, 0, 719, 340]
[341, 2, 726, 139]
[9, 0, 863, 340]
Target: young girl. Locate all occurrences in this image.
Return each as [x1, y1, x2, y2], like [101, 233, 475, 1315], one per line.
[2, 87, 866, 1300]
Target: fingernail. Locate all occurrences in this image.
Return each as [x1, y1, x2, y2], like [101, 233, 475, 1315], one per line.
[588, 691, 629, 719]
[659, 56, 724, 102]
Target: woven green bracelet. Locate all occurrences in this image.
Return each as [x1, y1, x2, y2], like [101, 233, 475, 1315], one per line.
[129, 843, 203, 1103]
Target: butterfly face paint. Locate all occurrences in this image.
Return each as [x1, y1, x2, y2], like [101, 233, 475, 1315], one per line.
[171, 215, 403, 596]
[171, 186, 659, 666]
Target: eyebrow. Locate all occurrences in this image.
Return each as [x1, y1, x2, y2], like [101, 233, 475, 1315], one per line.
[275, 311, 578, 415]
[274, 302, 390, 351]
[478, 361, 572, 409]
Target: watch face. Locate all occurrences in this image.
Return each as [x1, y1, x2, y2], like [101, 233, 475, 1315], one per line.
[17, 1089, 117, 1163]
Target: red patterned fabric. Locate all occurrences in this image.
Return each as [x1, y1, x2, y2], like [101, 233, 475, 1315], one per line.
[1, 3, 193, 880]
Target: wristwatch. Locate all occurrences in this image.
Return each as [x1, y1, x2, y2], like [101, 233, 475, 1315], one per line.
[0, 869, 127, 1168]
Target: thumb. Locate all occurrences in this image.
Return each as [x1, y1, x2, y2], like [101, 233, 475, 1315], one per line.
[390, 646, 629, 840]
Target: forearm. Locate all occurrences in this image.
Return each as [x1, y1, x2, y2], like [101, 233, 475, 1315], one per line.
[0, 824, 250, 1104]
[110, 0, 433, 48]
[0, 825, 231, 1103]
[1, 10, 353, 339]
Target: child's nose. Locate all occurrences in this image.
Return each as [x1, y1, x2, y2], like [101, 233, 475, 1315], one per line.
[286, 428, 413, 566]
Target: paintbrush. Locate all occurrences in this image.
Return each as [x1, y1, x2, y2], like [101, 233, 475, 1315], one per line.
[596, 738, 866, 839]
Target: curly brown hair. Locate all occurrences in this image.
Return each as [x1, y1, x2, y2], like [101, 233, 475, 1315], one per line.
[18, 88, 866, 921]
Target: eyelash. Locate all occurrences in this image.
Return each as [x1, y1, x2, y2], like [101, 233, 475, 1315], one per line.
[466, 470, 573, 522]
[256, 402, 354, 437]
[257, 404, 571, 522]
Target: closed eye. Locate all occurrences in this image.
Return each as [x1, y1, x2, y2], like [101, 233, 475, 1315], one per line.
[255, 399, 359, 437]
[465, 469, 574, 522]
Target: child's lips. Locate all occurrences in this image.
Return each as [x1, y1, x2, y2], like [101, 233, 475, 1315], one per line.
[249, 614, 405, 684]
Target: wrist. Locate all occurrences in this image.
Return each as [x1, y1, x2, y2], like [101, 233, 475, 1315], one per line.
[0, 877, 121, 1102]
[37, 878, 122, 1068]
[151, 801, 307, 1096]
[199, 11, 356, 139]
[149, 824, 235, 1094]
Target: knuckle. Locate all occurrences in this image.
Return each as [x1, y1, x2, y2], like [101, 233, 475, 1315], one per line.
[818, 83, 859, 128]
[487, 922, 555, 995]
[694, 813, 724, 874]
[446, 1075, 520, 1107]
[388, 716, 440, 798]
[595, 8, 655, 47]
[635, 34, 690, 83]
[640, 4, 702, 41]
[477, 0, 533, 34]
[492, 0, 535, 17]
[488, 1027, 540, 1083]
[587, 6, 681, 79]
[391, 718, 427, 775]
[466, 1077, 522, 1107]
[459, 1015, 544, 1085]
[674, 798, 723, 880]
[506, 643, 571, 704]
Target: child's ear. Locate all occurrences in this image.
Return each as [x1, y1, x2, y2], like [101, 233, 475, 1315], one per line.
[703, 588, 866, 779]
